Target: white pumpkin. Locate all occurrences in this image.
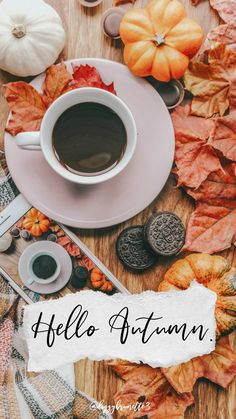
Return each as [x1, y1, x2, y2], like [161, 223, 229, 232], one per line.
[0, 0, 65, 77]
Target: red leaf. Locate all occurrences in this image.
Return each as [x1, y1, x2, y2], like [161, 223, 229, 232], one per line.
[109, 361, 194, 418]
[4, 82, 46, 136]
[172, 105, 222, 188]
[72, 64, 116, 94]
[184, 163, 236, 253]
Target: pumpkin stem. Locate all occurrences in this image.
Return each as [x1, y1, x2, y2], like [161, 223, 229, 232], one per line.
[155, 34, 165, 46]
[12, 24, 26, 39]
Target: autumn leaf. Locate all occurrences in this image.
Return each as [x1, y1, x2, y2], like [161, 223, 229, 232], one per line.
[162, 358, 204, 393]
[210, 0, 236, 24]
[172, 105, 222, 188]
[207, 23, 236, 51]
[209, 110, 236, 161]
[184, 163, 236, 253]
[43, 62, 72, 106]
[72, 64, 116, 94]
[4, 82, 47, 136]
[109, 361, 194, 418]
[4, 62, 116, 136]
[184, 44, 236, 117]
[162, 336, 236, 393]
[57, 235, 81, 257]
[201, 336, 236, 387]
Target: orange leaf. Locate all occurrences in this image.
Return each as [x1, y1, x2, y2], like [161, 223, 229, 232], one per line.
[184, 163, 236, 253]
[4, 82, 46, 136]
[209, 111, 236, 161]
[172, 105, 222, 188]
[43, 62, 72, 106]
[184, 44, 236, 117]
[109, 361, 194, 418]
[201, 335, 236, 387]
[162, 336, 236, 393]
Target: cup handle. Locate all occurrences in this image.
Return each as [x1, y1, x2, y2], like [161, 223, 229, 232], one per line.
[15, 132, 41, 151]
[27, 277, 34, 285]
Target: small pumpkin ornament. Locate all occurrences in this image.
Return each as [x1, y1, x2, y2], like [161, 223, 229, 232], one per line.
[0, 0, 65, 77]
[159, 254, 236, 337]
[23, 208, 50, 237]
[120, 0, 204, 82]
[91, 267, 114, 293]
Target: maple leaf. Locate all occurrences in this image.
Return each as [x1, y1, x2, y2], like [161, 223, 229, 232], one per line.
[4, 63, 116, 136]
[162, 336, 236, 393]
[72, 64, 116, 94]
[184, 44, 236, 117]
[209, 111, 236, 161]
[184, 163, 236, 253]
[4, 82, 46, 136]
[43, 62, 72, 106]
[172, 105, 222, 188]
[210, 0, 236, 24]
[109, 361, 194, 418]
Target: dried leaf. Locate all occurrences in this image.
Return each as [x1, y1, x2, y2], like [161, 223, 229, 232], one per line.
[81, 255, 96, 271]
[184, 44, 236, 117]
[43, 62, 72, 106]
[4, 63, 116, 137]
[4, 82, 46, 136]
[162, 336, 236, 393]
[202, 335, 236, 387]
[184, 163, 236, 253]
[72, 64, 116, 94]
[209, 111, 236, 161]
[207, 23, 236, 51]
[57, 235, 81, 257]
[172, 105, 221, 188]
[110, 361, 194, 418]
[210, 0, 236, 24]
[162, 358, 204, 393]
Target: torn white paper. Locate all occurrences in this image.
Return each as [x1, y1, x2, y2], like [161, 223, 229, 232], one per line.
[23, 282, 217, 372]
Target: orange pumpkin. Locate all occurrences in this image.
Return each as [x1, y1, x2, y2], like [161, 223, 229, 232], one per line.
[23, 208, 50, 237]
[120, 0, 204, 82]
[91, 267, 114, 293]
[159, 254, 236, 337]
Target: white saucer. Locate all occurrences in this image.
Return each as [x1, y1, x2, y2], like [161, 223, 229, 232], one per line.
[18, 241, 73, 294]
[5, 58, 174, 228]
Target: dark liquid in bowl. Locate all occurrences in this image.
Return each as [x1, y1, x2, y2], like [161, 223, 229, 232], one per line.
[52, 102, 127, 175]
[32, 255, 57, 279]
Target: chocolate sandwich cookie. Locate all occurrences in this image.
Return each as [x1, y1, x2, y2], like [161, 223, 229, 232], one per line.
[144, 212, 185, 256]
[116, 226, 157, 271]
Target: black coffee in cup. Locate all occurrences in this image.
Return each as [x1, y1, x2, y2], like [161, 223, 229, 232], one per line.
[32, 255, 57, 279]
[52, 102, 127, 175]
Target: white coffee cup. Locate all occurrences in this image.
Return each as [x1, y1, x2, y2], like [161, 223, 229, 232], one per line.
[15, 88, 137, 185]
[28, 251, 61, 285]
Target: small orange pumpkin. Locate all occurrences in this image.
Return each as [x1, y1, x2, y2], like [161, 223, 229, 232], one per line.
[91, 267, 114, 293]
[23, 208, 50, 237]
[120, 0, 204, 82]
[159, 254, 236, 337]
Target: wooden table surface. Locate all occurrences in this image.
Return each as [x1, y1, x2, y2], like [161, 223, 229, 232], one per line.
[0, 0, 235, 418]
